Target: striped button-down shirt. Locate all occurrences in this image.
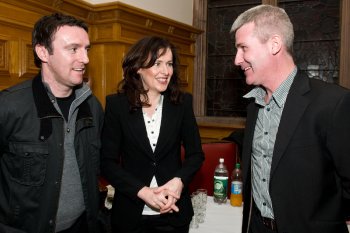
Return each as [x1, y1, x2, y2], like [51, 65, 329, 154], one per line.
[243, 67, 297, 219]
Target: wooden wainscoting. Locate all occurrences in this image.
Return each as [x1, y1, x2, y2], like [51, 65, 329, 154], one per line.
[196, 116, 246, 140]
[88, 2, 202, 106]
[0, 1, 42, 90]
[0, 0, 202, 107]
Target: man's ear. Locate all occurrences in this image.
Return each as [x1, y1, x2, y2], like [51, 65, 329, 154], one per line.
[35, 44, 49, 63]
[270, 35, 282, 55]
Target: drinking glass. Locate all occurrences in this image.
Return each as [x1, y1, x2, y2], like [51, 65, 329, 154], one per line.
[196, 189, 207, 223]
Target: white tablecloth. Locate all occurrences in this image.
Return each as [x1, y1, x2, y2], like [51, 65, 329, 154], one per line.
[190, 196, 243, 233]
[189, 196, 350, 233]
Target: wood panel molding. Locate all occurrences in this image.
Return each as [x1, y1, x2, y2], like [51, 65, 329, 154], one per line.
[0, 0, 202, 108]
[0, 38, 10, 79]
[20, 39, 40, 79]
[0, 34, 18, 89]
[86, 1, 202, 105]
[193, 0, 207, 117]
[3, 0, 348, 140]
[89, 2, 200, 43]
[196, 116, 246, 140]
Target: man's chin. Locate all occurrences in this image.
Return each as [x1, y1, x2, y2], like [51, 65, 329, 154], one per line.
[71, 79, 84, 87]
[245, 77, 254, 86]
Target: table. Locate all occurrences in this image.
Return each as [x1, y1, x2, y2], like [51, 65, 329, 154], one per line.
[190, 196, 243, 233]
[189, 196, 350, 233]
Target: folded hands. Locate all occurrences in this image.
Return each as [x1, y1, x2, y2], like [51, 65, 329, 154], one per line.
[137, 177, 184, 214]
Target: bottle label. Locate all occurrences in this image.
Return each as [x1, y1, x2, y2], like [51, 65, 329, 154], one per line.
[213, 176, 228, 198]
[231, 181, 242, 195]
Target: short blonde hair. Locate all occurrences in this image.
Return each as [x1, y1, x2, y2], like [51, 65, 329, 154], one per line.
[230, 5, 294, 55]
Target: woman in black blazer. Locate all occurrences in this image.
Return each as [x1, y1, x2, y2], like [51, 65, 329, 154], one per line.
[100, 36, 204, 233]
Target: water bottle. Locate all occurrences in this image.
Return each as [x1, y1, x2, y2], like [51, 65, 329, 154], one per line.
[213, 158, 228, 204]
[230, 163, 243, 206]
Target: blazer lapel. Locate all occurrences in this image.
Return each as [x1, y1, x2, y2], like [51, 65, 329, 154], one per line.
[154, 95, 178, 159]
[270, 73, 311, 177]
[128, 108, 154, 158]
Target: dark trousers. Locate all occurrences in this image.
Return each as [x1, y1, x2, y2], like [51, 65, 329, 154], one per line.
[57, 212, 88, 233]
[112, 214, 189, 233]
[250, 206, 277, 233]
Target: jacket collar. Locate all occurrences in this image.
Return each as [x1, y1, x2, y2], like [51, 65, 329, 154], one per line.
[270, 71, 310, 177]
[32, 73, 93, 141]
[242, 70, 311, 181]
[32, 73, 61, 119]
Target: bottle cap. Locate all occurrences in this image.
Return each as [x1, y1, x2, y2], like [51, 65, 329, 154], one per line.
[219, 158, 224, 163]
[235, 163, 241, 169]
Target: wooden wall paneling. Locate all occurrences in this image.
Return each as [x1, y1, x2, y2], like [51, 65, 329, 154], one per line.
[0, 35, 11, 90]
[85, 44, 106, 102]
[177, 54, 192, 93]
[0, 0, 245, 140]
[196, 116, 246, 140]
[5, 0, 94, 22]
[91, 23, 118, 42]
[0, 0, 202, 111]
[0, 1, 45, 90]
[193, 0, 207, 117]
[0, 1, 44, 29]
[88, 2, 202, 106]
[103, 43, 125, 96]
[88, 42, 125, 106]
[20, 39, 40, 80]
[0, 33, 34, 89]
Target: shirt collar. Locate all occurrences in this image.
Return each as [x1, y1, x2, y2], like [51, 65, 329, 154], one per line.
[244, 67, 297, 108]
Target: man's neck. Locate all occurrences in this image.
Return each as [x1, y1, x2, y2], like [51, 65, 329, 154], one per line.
[264, 53, 296, 101]
[41, 70, 73, 98]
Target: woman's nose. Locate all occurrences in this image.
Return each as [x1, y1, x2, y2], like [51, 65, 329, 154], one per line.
[160, 64, 169, 74]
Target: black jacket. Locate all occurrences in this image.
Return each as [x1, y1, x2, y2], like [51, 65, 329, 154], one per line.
[242, 72, 350, 233]
[100, 92, 204, 232]
[0, 74, 104, 233]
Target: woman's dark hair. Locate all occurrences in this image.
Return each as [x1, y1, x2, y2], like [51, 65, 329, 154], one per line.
[32, 13, 88, 68]
[119, 36, 182, 111]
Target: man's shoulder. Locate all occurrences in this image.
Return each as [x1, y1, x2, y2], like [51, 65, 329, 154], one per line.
[309, 77, 350, 95]
[86, 94, 103, 113]
[0, 79, 33, 100]
[294, 70, 349, 96]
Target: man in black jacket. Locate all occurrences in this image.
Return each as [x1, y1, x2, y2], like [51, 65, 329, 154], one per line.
[0, 13, 103, 233]
[231, 4, 350, 233]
